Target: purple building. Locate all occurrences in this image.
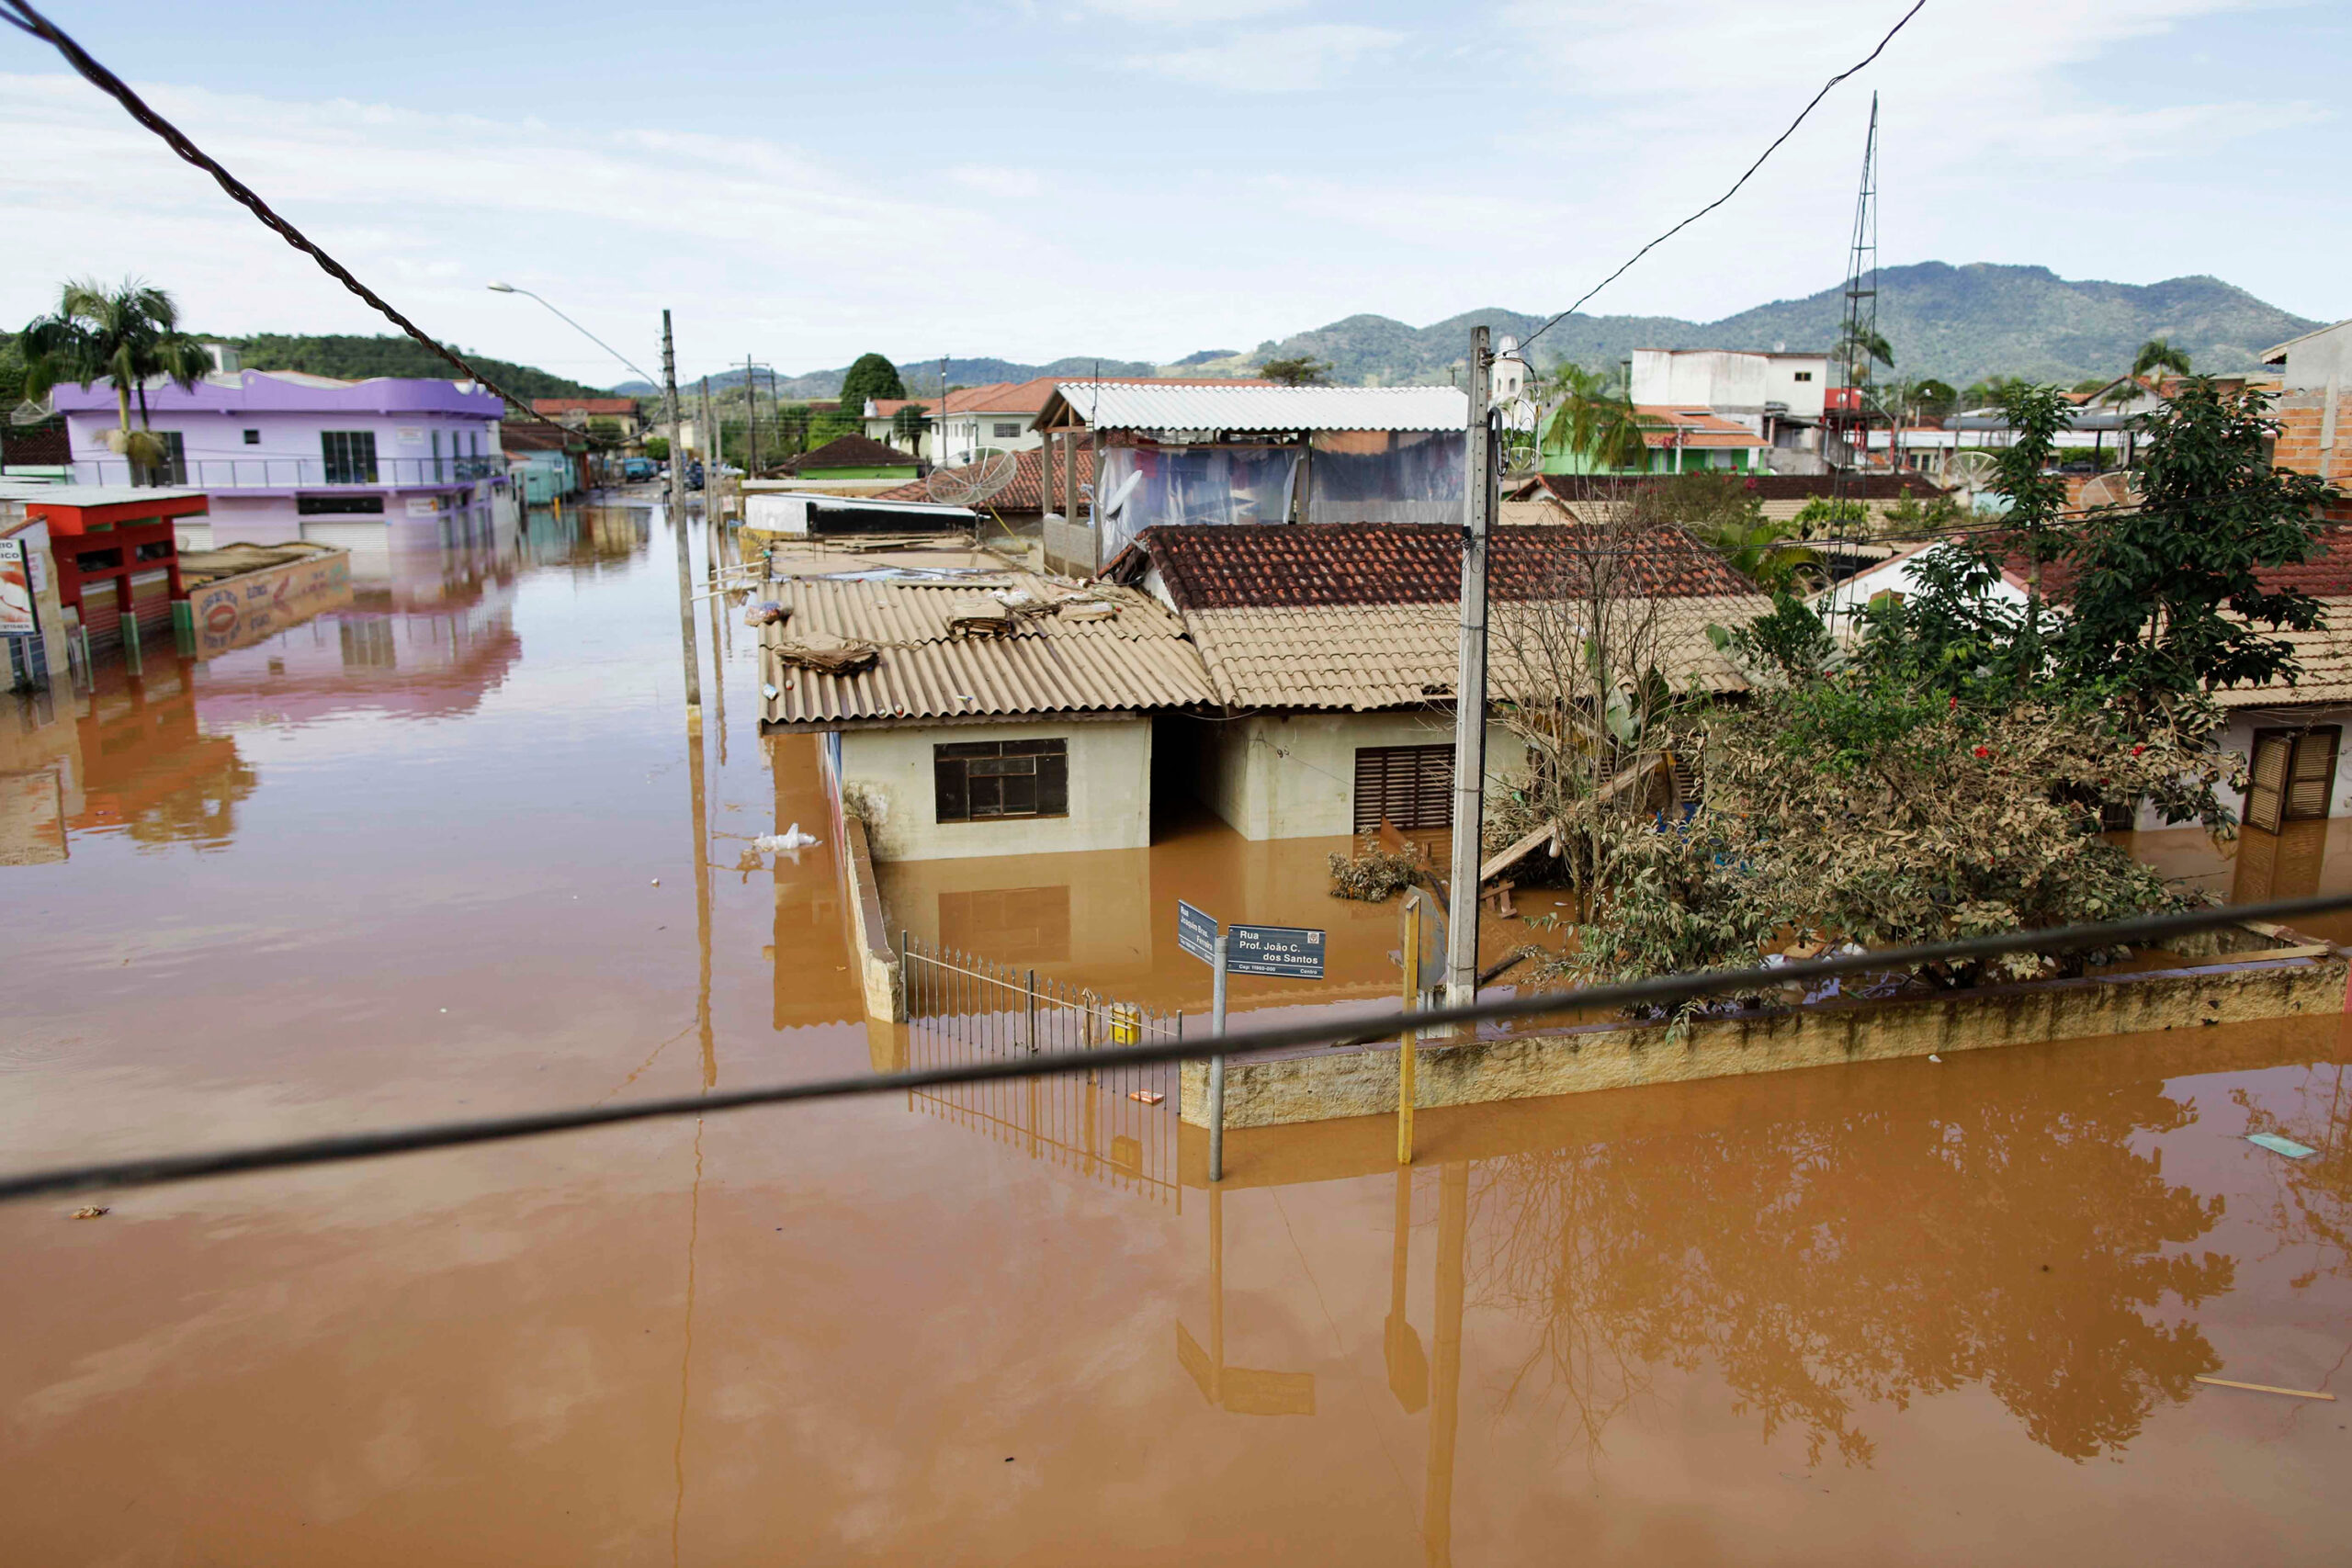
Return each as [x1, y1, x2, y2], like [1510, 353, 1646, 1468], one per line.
[53, 370, 514, 556]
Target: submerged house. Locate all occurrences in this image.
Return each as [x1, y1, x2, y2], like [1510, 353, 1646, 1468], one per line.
[756, 523, 1770, 859]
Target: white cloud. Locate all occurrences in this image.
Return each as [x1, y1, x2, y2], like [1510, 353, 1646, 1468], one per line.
[1080, 0, 1306, 18]
[1125, 23, 1406, 91]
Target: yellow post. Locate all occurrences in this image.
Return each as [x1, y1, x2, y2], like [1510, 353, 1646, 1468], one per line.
[1399, 891, 1419, 1165]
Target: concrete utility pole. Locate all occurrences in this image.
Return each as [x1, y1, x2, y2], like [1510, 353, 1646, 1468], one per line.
[663, 310, 702, 724]
[1443, 325, 1494, 1010]
[744, 355, 761, 476]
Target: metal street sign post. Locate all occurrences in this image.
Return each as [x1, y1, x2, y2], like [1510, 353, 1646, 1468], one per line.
[1177, 901, 1327, 1183]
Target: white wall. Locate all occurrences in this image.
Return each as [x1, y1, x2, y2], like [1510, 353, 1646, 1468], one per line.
[2158, 706, 2352, 830]
[1764, 355, 1829, 418]
[1198, 710, 1532, 840]
[2279, 323, 2351, 392]
[841, 717, 1151, 861]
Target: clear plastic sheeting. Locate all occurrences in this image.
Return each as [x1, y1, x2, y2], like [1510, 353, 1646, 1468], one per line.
[1306, 430, 1465, 525]
[1098, 445, 1300, 558]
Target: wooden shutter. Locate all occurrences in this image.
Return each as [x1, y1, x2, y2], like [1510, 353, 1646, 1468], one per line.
[1353, 745, 1454, 833]
[2287, 727, 2340, 821]
[2246, 731, 2290, 834]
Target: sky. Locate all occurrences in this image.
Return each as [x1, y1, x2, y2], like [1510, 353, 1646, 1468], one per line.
[0, 0, 2343, 386]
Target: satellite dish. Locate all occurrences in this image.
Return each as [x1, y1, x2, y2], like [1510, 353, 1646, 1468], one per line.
[926, 446, 1017, 507]
[2077, 470, 2143, 509]
[1940, 449, 1998, 496]
[9, 394, 55, 426]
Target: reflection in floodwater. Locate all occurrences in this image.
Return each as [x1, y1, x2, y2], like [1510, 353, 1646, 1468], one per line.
[2234, 1064, 2352, 1292]
[1464, 1075, 2230, 1465]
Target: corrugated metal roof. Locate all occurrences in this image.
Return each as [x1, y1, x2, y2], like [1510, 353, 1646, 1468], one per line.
[1186, 595, 1770, 710]
[1057, 383, 1467, 434]
[757, 574, 1214, 727]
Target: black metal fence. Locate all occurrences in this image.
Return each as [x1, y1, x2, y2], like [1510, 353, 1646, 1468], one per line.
[900, 934, 1182, 1205]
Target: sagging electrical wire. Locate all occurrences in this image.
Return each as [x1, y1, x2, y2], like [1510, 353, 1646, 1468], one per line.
[2, 888, 2346, 1205]
[1517, 0, 1928, 359]
[1, 0, 562, 425]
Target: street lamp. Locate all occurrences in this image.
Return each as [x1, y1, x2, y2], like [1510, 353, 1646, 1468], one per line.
[486, 281, 659, 390]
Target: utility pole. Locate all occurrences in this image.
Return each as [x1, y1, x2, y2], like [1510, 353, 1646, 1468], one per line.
[663, 310, 702, 725]
[744, 355, 761, 476]
[1443, 325, 1494, 1011]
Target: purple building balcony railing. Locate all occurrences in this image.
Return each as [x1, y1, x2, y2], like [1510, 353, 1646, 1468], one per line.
[68, 456, 512, 489]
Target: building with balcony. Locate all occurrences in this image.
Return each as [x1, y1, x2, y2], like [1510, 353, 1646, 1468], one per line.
[51, 370, 512, 555]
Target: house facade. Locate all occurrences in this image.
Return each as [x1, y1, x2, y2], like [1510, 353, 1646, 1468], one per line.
[51, 371, 512, 554]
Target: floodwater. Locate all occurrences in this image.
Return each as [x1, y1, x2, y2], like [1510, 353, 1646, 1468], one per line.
[6, 502, 2352, 1563]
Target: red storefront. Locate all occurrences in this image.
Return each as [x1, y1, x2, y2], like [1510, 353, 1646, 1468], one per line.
[23, 488, 208, 649]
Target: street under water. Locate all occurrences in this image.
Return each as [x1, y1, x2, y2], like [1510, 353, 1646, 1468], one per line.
[6, 502, 2352, 1564]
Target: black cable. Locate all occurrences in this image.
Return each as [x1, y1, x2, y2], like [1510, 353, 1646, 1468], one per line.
[2, 0, 560, 427]
[1518, 0, 1928, 360]
[2, 888, 2345, 1204]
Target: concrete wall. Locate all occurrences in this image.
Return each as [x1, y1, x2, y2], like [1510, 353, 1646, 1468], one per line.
[1181, 939, 2350, 1128]
[1195, 709, 1531, 841]
[842, 716, 1151, 861]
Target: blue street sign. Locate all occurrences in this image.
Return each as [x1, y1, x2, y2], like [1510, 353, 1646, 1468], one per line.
[1178, 899, 1219, 966]
[1227, 923, 1327, 979]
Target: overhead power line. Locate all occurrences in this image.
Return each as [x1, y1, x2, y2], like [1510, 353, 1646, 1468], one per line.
[1519, 0, 1928, 358]
[1, 888, 2345, 1204]
[1, 0, 560, 425]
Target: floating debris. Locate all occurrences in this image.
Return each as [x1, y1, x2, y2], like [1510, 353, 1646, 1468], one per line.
[2195, 1375, 2335, 1401]
[70, 1206, 108, 1220]
[2247, 1133, 2318, 1160]
[1128, 1090, 1165, 1105]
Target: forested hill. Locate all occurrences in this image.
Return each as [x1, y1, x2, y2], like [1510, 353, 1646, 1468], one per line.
[224, 334, 605, 400]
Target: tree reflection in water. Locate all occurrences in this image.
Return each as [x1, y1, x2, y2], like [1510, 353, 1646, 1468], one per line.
[2233, 1065, 2352, 1292]
[1467, 1078, 2230, 1465]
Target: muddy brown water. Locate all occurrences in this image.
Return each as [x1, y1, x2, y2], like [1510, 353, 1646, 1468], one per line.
[6, 505, 2352, 1563]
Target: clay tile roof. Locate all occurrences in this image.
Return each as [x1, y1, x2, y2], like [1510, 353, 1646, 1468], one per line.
[531, 397, 639, 415]
[866, 442, 1096, 513]
[789, 434, 922, 472]
[1112, 522, 1759, 611]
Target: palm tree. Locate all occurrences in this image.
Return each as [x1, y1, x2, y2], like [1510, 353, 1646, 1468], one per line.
[1836, 325, 1894, 386]
[2131, 337, 2191, 382]
[1697, 514, 1823, 592]
[1543, 363, 1649, 472]
[19, 276, 214, 479]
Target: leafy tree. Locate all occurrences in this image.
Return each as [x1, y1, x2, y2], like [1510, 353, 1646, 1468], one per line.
[642, 434, 670, 460]
[1544, 363, 1648, 471]
[1634, 475, 1822, 592]
[836, 353, 906, 414]
[229, 333, 602, 399]
[2058, 378, 2332, 712]
[20, 276, 212, 473]
[1990, 381, 2073, 655]
[1256, 355, 1331, 386]
[1910, 378, 1958, 421]
[1792, 495, 1868, 534]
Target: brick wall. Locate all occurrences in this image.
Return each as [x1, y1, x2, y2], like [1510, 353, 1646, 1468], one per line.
[2273, 390, 2351, 523]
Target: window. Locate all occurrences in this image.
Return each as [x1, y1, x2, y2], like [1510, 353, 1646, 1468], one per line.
[1353, 744, 1453, 833]
[993, 423, 1022, 440]
[74, 547, 125, 573]
[934, 738, 1069, 822]
[139, 431, 187, 484]
[2246, 727, 2340, 832]
[243, 428, 261, 445]
[297, 494, 385, 515]
[1792, 371, 1814, 383]
[322, 430, 379, 484]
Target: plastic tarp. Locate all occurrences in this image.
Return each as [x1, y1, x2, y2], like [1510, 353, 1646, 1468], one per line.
[1306, 430, 1464, 525]
[1098, 445, 1299, 558]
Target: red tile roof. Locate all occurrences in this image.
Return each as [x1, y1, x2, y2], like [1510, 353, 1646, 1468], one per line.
[1521, 472, 1949, 504]
[1108, 523, 1758, 611]
[935, 375, 1278, 417]
[788, 434, 922, 473]
[531, 397, 639, 415]
[1992, 526, 2352, 603]
[1633, 405, 1770, 449]
[866, 440, 1097, 513]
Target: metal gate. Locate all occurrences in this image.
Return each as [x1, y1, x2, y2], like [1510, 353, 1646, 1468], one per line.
[899, 933, 1183, 1205]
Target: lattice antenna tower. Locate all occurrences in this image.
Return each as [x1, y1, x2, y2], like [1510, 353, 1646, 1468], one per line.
[1826, 93, 1881, 527]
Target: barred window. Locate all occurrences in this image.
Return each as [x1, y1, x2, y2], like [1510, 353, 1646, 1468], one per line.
[934, 738, 1069, 823]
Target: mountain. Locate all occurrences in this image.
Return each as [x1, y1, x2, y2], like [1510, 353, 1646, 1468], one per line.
[1203, 266, 2323, 389]
[609, 264, 2325, 397]
[226, 334, 607, 401]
